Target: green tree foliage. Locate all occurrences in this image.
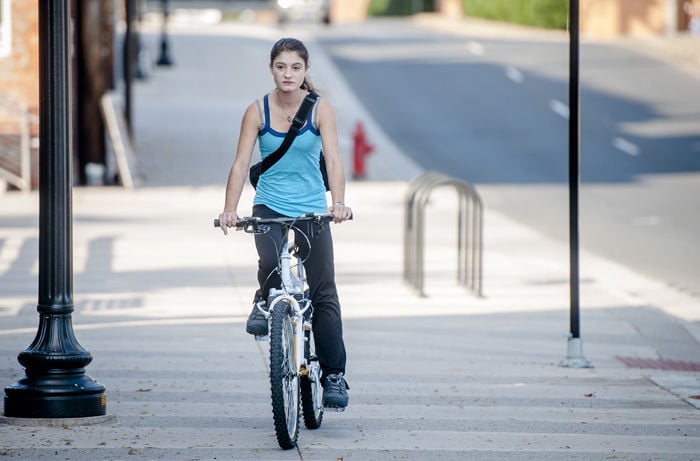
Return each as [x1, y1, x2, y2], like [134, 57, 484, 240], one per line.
[367, 0, 435, 16]
[461, 0, 568, 29]
[367, 0, 569, 29]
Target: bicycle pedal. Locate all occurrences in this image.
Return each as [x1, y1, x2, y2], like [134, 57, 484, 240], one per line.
[254, 334, 269, 342]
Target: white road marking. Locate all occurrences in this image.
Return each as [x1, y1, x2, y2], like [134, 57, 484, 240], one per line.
[549, 99, 570, 119]
[0, 316, 248, 336]
[466, 40, 484, 56]
[0, 237, 24, 278]
[505, 66, 524, 83]
[613, 137, 641, 157]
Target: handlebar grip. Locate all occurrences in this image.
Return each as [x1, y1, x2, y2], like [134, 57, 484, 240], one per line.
[214, 218, 247, 228]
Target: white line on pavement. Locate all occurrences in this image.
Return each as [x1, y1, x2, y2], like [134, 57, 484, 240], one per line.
[465, 40, 484, 56]
[613, 136, 641, 156]
[505, 65, 524, 83]
[549, 99, 570, 119]
[0, 316, 247, 336]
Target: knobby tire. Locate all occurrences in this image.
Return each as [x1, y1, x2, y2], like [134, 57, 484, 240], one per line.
[301, 329, 324, 429]
[269, 301, 300, 449]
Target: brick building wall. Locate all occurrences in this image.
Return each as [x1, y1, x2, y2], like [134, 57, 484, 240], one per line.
[0, 0, 39, 115]
[0, 0, 117, 190]
[581, 0, 668, 37]
[0, 0, 39, 190]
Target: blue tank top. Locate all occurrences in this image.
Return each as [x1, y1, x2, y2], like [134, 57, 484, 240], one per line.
[253, 93, 327, 217]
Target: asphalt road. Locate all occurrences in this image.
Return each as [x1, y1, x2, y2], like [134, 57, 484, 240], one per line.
[316, 19, 700, 298]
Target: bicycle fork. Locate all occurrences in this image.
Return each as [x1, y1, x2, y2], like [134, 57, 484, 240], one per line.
[266, 295, 309, 373]
[264, 240, 312, 376]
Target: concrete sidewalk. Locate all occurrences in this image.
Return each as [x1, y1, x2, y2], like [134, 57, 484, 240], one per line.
[1, 17, 699, 461]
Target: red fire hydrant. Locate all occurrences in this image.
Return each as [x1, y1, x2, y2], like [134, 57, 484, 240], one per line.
[352, 122, 374, 179]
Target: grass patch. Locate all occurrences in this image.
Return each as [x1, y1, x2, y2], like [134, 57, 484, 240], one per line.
[367, 0, 569, 29]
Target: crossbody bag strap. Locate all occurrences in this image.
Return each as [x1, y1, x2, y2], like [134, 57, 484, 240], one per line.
[260, 91, 319, 174]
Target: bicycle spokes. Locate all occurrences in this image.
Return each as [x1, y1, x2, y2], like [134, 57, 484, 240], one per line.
[269, 302, 300, 449]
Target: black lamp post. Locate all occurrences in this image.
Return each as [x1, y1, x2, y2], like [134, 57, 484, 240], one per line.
[3, 0, 106, 418]
[561, 0, 592, 368]
[156, 0, 173, 66]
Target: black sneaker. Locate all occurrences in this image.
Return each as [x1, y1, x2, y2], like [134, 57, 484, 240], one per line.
[322, 373, 349, 409]
[245, 296, 268, 336]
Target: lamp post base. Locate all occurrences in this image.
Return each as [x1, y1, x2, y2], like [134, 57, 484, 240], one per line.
[560, 335, 593, 369]
[5, 375, 106, 418]
[4, 314, 106, 418]
[157, 40, 173, 67]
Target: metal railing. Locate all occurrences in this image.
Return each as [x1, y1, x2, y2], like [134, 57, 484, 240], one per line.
[0, 97, 38, 192]
[404, 172, 483, 297]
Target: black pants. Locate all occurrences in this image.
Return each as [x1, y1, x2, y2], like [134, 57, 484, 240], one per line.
[253, 205, 346, 378]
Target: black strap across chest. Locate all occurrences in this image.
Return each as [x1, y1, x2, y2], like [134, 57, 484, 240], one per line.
[260, 91, 319, 174]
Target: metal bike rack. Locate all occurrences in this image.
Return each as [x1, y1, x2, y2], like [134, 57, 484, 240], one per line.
[404, 172, 483, 297]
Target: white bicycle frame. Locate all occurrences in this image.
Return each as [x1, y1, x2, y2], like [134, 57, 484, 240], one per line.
[259, 238, 314, 378]
[216, 212, 335, 446]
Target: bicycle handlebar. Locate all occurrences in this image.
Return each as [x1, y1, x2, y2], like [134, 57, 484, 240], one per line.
[214, 212, 350, 232]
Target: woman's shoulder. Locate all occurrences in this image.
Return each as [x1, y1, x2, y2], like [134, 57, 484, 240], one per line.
[314, 95, 336, 126]
[313, 92, 333, 109]
[243, 93, 270, 112]
[244, 93, 272, 127]
[241, 98, 264, 132]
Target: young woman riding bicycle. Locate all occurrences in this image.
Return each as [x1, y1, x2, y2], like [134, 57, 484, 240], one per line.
[217, 37, 352, 409]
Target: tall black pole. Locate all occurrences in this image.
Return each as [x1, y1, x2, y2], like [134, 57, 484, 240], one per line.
[561, 0, 591, 368]
[569, 0, 581, 339]
[124, 0, 135, 132]
[3, 0, 106, 418]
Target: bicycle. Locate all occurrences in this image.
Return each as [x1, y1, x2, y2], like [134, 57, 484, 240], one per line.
[214, 212, 338, 449]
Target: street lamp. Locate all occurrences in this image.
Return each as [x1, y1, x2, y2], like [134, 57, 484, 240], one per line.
[157, 0, 173, 66]
[3, 0, 106, 418]
[561, 0, 592, 369]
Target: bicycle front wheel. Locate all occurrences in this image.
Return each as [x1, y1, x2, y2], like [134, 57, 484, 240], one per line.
[269, 301, 300, 449]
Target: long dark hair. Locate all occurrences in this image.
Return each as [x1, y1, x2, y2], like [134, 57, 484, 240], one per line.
[270, 37, 316, 92]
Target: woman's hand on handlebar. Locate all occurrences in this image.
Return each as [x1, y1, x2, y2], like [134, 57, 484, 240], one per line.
[218, 210, 240, 235]
[328, 202, 352, 224]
